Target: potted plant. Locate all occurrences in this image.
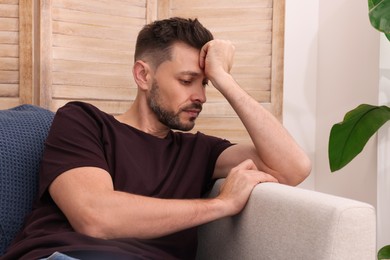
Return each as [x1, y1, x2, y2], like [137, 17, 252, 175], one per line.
[328, 0, 390, 259]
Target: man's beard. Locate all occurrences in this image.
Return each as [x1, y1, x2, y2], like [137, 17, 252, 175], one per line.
[147, 80, 202, 131]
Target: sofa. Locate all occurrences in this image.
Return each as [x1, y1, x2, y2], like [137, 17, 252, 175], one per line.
[0, 105, 376, 259]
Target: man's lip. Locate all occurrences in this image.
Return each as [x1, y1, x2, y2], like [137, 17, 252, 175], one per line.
[184, 109, 201, 113]
[183, 109, 201, 117]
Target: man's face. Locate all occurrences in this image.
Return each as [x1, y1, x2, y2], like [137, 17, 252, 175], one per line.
[146, 42, 208, 131]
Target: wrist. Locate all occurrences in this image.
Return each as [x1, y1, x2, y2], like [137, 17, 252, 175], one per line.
[206, 197, 231, 219]
[210, 73, 240, 99]
[210, 72, 234, 89]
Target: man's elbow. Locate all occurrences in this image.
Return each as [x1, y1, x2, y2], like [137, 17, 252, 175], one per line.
[70, 211, 114, 240]
[278, 156, 311, 186]
[289, 156, 312, 186]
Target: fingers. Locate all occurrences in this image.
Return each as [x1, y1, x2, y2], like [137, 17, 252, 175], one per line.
[199, 40, 235, 74]
[231, 159, 278, 184]
[255, 171, 279, 184]
[217, 160, 278, 216]
[233, 158, 259, 171]
[199, 42, 209, 69]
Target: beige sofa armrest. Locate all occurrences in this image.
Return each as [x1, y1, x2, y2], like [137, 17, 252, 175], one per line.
[197, 180, 376, 260]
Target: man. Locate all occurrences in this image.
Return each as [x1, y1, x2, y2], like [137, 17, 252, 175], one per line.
[3, 17, 310, 259]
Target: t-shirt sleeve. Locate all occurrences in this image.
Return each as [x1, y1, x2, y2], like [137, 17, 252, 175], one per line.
[38, 102, 110, 199]
[200, 133, 235, 194]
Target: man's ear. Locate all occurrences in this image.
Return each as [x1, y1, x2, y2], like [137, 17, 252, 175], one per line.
[133, 60, 152, 90]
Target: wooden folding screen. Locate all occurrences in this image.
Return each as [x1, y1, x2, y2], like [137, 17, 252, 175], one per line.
[0, 0, 284, 144]
[0, 0, 33, 109]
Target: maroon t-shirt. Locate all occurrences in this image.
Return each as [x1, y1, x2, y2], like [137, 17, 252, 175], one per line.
[3, 102, 233, 260]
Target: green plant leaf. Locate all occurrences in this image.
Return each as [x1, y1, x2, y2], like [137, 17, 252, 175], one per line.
[378, 245, 390, 259]
[369, 0, 384, 9]
[369, 0, 390, 40]
[328, 104, 390, 172]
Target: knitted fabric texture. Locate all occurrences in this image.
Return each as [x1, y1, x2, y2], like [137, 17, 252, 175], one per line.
[0, 105, 54, 255]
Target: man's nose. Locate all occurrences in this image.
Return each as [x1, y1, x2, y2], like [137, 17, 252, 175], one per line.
[191, 84, 207, 104]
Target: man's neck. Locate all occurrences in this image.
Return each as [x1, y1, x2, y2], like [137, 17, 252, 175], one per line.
[114, 100, 170, 139]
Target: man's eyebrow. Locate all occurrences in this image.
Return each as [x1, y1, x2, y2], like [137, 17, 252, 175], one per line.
[177, 71, 202, 77]
[176, 71, 208, 83]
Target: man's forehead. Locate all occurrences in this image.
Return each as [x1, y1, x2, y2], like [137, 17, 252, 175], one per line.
[167, 43, 204, 74]
[171, 42, 200, 61]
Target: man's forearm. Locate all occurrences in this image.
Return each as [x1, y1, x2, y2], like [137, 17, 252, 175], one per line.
[211, 73, 311, 185]
[73, 191, 228, 240]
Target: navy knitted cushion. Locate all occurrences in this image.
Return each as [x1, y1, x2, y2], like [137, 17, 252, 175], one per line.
[0, 105, 54, 255]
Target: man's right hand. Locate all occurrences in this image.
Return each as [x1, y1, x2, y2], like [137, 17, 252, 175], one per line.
[216, 159, 278, 216]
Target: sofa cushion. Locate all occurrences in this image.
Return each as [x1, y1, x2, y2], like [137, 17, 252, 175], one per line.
[0, 105, 54, 255]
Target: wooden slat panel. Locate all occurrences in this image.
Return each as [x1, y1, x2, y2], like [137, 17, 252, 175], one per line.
[52, 7, 145, 29]
[0, 17, 18, 31]
[0, 84, 18, 96]
[52, 0, 146, 18]
[52, 59, 132, 76]
[171, 0, 272, 9]
[52, 34, 134, 52]
[52, 85, 136, 101]
[0, 97, 20, 109]
[234, 42, 272, 55]
[52, 46, 133, 64]
[171, 8, 272, 21]
[0, 1, 19, 107]
[233, 55, 271, 69]
[0, 44, 18, 56]
[52, 71, 131, 88]
[193, 17, 272, 32]
[40, 0, 148, 111]
[0, 4, 18, 17]
[52, 21, 139, 41]
[0, 0, 19, 4]
[0, 57, 18, 70]
[233, 67, 271, 80]
[0, 71, 18, 83]
[0, 31, 18, 43]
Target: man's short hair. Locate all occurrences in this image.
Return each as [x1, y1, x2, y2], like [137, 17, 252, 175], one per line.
[134, 17, 214, 68]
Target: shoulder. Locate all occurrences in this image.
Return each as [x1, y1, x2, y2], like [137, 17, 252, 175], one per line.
[55, 102, 111, 124]
[57, 101, 104, 116]
[48, 102, 113, 139]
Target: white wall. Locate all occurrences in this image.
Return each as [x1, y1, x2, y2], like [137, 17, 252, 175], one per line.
[284, 0, 379, 206]
[284, 0, 319, 190]
[314, 0, 379, 206]
[377, 34, 390, 250]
